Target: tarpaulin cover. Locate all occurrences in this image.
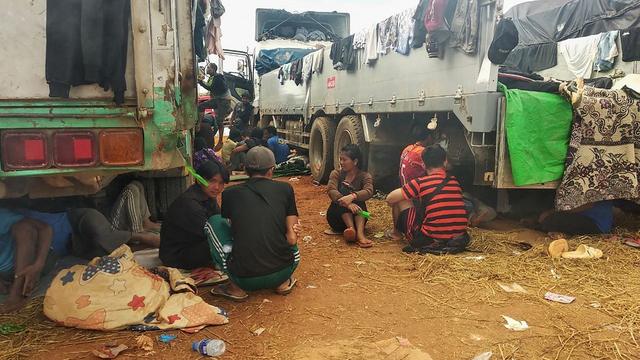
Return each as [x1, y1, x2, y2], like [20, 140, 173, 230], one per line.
[506, 0, 640, 47]
[501, 84, 573, 186]
[255, 48, 315, 76]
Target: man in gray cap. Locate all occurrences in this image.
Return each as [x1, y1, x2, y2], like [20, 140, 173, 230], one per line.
[207, 146, 300, 300]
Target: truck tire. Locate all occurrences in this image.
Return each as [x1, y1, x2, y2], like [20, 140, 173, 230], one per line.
[334, 115, 366, 169]
[154, 176, 189, 220]
[309, 117, 336, 183]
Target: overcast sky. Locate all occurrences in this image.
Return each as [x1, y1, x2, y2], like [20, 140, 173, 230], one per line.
[218, 0, 419, 51]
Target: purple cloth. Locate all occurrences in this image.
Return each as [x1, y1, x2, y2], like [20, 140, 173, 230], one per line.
[193, 148, 222, 170]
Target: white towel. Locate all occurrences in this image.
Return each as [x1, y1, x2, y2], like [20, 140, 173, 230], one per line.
[558, 34, 601, 79]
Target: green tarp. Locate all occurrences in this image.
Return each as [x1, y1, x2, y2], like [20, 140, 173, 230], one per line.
[501, 84, 573, 186]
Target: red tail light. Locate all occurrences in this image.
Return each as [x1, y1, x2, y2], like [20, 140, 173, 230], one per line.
[1, 132, 49, 170]
[53, 132, 97, 167]
[99, 129, 144, 166]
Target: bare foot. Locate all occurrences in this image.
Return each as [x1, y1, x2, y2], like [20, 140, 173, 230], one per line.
[0, 296, 29, 314]
[143, 218, 162, 232]
[385, 229, 404, 241]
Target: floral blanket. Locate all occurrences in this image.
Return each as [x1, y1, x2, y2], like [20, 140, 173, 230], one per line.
[556, 85, 640, 210]
[44, 245, 228, 331]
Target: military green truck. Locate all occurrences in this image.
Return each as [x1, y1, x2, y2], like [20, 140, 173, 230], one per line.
[0, 1, 199, 217]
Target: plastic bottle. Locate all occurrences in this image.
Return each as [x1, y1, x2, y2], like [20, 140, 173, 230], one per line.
[192, 339, 226, 357]
[358, 210, 371, 219]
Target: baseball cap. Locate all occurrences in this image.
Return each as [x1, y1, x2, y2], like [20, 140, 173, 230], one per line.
[488, 18, 518, 65]
[245, 146, 276, 170]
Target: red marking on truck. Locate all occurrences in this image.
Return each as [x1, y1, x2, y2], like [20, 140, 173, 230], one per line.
[327, 76, 336, 89]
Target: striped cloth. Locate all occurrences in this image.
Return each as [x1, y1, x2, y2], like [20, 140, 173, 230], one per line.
[401, 169, 468, 240]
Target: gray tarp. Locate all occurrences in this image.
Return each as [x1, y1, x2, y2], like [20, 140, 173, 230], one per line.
[506, 0, 640, 46]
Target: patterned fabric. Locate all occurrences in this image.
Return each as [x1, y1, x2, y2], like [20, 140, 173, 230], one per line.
[44, 245, 228, 331]
[377, 15, 399, 55]
[556, 86, 640, 210]
[110, 181, 150, 233]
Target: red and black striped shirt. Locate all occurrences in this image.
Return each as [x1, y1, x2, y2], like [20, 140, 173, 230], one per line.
[401, 169, 468, 240]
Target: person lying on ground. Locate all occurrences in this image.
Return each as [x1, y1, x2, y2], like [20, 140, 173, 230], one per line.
[108, 180, 162, 246]
[160, 160, 229, 270]
[0, 209, 52, 313]
[208, 146, 302, 301]
[193, 136, 223, 170]
[536, 200, 614, 236]
[326, 144, 374, 248]
[264, 126, 291, 164]
[386, 145, 470, 255]
[222, 128, 242, 167]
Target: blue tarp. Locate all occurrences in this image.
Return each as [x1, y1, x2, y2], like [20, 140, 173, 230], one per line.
[255, 48, 316, 76]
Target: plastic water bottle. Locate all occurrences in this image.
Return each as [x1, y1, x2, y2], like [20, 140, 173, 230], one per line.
[192, 339, 226, 357]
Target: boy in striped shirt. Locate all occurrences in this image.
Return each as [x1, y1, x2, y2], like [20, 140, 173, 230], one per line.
[386, 145, 470, 254]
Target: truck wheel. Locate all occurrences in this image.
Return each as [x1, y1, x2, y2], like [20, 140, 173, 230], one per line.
[334, 115, 366, 169]
[309, 117, 336, 183]
[154, 176, 189, 220]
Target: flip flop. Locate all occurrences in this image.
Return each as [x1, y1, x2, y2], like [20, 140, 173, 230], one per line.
[323, 229, 342, 235]
[548, 238, 569, 259]
[210, 284, 248, 301]
[357, 240, 373, 248]
[343, 228, 356, 243]
[561, 244, 603, 259]
[623, 238, 640, 249]
[275, 277, 298, 295]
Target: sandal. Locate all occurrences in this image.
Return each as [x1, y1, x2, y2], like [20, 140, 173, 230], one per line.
[357, 239, 373, 248]
[210, 284, 248, 301]
[275, 277, 298, 295]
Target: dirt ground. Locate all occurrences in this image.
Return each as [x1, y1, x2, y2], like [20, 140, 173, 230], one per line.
[3, 176, 640, 360]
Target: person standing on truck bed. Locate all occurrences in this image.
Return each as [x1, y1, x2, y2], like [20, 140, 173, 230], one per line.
[198, 63, 233, 151]
[326, 144, 374, 248]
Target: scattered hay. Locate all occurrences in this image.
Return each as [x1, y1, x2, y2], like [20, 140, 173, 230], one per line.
[0, 299, 126, 360]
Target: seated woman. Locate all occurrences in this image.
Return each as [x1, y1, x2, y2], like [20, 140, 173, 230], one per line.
[326, 144, 374, 248]
[160, 160, 229, 270]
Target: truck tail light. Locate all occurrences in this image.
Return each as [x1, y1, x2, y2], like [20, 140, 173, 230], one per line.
[1, 132, 49, 170]
[53, 132, 97, 167]
[99, 129, 144, 166]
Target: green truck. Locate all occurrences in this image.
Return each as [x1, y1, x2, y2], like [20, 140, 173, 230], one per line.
[0, 1, 199, 217]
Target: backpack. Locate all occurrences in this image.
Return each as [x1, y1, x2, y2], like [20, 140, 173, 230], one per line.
[399, 144, 426, 186]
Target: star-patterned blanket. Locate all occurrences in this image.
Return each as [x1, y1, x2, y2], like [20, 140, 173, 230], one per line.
[43, 245, 228, 331]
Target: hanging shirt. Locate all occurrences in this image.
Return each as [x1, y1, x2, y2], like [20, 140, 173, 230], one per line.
[378, 15, 399, 55]
[312, 48, 324, 75]
[364, 24, 379, 64]
[594, 31, 619, 72]
[396, 8, 415, 55]
[558, 34, 601, 79]
[620, 27, 640, 62]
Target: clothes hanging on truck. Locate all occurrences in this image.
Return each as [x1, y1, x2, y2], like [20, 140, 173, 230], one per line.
[504, 43, 558, 73]
[620, 27, 640, 62]
[411, 0, 430, 48]
[556, 84, 640, 211]
[395, 8, 415, 55]
[377, 15, 399, 55]
[593, 31, 619, 72]
[449, 0, 479, 54]
[46, 0, 130, 105]
[330, 35, 356, 71]
[558, 34, 601, 79]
